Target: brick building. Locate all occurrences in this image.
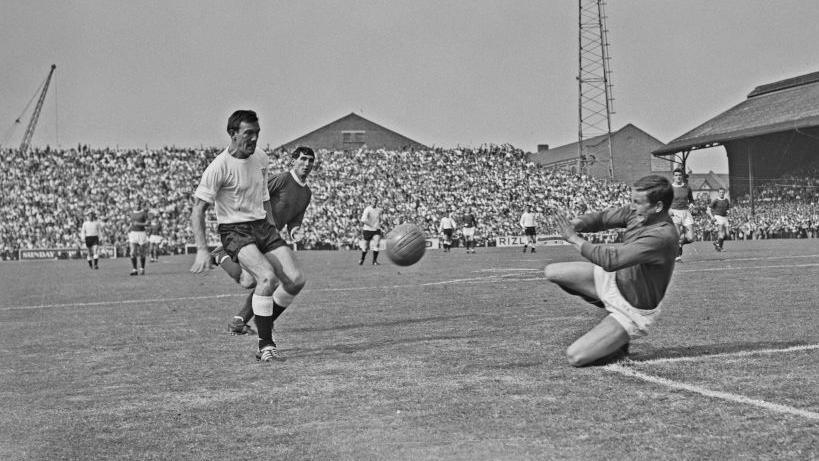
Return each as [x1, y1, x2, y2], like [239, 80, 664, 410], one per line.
[529, 123, 670, 186]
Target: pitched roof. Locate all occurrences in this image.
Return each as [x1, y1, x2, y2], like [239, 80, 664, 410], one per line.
[277, 112, 426, 150]
[540, 123, 663, 163]
[687, 171, 729, 190]
[653, 71, 819, 156]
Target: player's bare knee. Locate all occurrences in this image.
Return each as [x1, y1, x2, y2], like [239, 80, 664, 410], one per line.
[239, 270, 256, 289]
[255, 270, 277, 292]
[544, 264, 561, 282]
[284, 272, 307, 294]
[565, 346, 588, 367]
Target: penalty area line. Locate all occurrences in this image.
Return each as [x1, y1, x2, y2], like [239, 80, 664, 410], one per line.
[635, 343, 819, 365]
[604, 363, 819, 420]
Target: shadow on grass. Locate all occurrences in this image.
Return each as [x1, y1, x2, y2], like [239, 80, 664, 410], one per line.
[287, 313, 474, 334]
[287, 333, 482, 358]
[630, 340, 814, 362]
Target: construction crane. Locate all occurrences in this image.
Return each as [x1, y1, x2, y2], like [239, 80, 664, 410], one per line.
[18, 64, 57, 154]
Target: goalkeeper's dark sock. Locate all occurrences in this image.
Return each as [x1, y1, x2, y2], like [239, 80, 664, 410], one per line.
[239, 292, 254, 324]
[130, 257, 137, 269]
[88, 259, 93, 268]
[256, 316, 274, 348]
[372, 251, 379, 263]
[252, 294, 275, 347]
[139, 256, 146, 269]
[272, 303, 287, 322]
[360, 251, 367, 261]
[272, 286, 295, 322]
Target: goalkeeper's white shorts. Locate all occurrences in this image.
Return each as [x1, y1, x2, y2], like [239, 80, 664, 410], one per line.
[594, 266, 661, 338]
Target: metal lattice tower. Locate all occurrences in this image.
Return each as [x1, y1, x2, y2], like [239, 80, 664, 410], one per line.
[577, 1, 615, 178]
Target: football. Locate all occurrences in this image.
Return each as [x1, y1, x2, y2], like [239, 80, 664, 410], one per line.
[385, 223, 427, 266]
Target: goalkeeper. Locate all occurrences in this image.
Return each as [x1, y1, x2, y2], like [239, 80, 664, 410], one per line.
[546, 175, 679, 366]
[212, 146, 315, 335]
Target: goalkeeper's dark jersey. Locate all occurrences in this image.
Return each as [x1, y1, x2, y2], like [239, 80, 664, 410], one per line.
[575, 206, 679, 310]
[267, 171, 312, 231]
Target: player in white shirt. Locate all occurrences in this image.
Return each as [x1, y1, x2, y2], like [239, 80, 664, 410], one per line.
[190, 110, 306, 363]
[520, 206, 538, 253]
[359, 197, 383, 265]
[80, 211, 103, 269]
[439, 212, 456, 253]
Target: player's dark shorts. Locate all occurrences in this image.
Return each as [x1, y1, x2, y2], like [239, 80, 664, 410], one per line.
[362, 229, 383, 241]
[85, 236, 100, 248]
[218, 219, 287, 262]
[442, 228, 453, 239]
[524, 227, 536, 237]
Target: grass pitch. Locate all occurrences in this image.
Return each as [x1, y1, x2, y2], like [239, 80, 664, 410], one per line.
[1, 239, 817, 460]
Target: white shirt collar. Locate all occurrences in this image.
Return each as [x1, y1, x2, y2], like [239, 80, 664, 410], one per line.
[290, 170, 306, 186]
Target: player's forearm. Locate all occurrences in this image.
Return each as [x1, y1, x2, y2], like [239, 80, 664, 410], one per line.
[190, 206, 209, 250]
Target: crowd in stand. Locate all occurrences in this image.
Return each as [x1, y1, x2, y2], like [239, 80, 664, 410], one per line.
[690, 175, 819, 241]
[1, 144, 816, 260]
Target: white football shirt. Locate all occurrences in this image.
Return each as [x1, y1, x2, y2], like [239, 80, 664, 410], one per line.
[194, 148, 270, 224]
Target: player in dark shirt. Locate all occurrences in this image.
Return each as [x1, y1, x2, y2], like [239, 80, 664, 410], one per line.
[148, 217, 163, 262]
[708, 187, 731, 252]
[212, 146, 315, 335]
[669, 168, 695, 261]
[461, 208, 478, 253]
[545, 175, 678, 366]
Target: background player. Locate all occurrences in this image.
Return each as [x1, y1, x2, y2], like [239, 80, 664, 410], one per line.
[128, 200, 149, 275]
[359, 196, 383, 265]
[545, 175, 678, 366]
[461, 206, 478, 253]
[148, 214, 163, 262]
[213, 146, 316, 335]
[520, 205, 537, 253]
[190, 110, 306, 363]
[439, 212, 456, 252]
[669, 168, 695, 261]
[708, 187, 731, 251]
[80, 211, 103, 269]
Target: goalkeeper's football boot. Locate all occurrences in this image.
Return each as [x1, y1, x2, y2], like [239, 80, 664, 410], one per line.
[256, 344, 286, 362]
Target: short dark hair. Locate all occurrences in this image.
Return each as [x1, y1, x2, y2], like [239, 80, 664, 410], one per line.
[633, 175, 673, 211]
[226, 110, 258, 136]
[291, 146, 315, 160]
[672, 168, 684, 175]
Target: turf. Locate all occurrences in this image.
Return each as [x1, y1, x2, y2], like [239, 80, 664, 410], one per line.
[0, 239, 817, 460]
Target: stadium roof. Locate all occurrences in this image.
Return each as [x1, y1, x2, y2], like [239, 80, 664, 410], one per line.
[653, 71, 819, 156]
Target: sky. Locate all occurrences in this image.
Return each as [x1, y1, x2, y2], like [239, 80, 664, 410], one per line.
[3, 0, 819, 174]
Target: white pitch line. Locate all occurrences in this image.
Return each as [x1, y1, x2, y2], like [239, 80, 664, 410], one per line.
[677, 262, 819, 273]
[474, 268, 542, 273]
[604, 363, 819, 420]
[0, 294, 240, 312]
[635, 344, 819, 365]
